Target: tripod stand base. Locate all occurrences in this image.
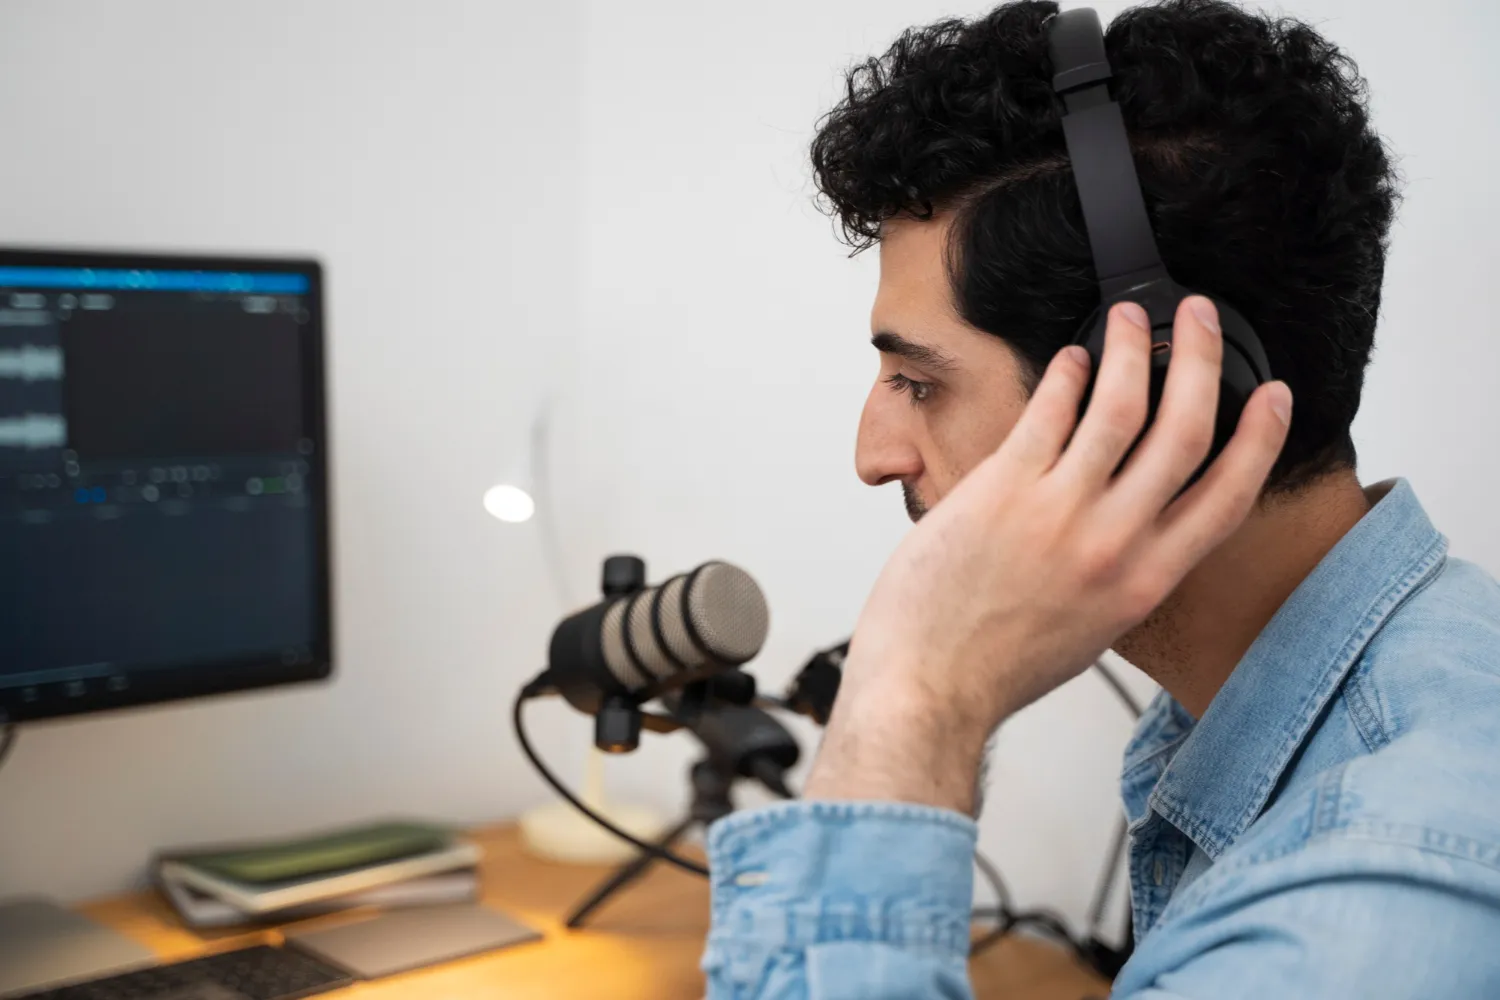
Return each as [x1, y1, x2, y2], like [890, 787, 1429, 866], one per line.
[565, 757, 735, 930]
[564, 818, 696, 929]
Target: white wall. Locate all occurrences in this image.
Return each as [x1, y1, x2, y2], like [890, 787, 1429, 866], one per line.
[1, 0, 1495, 942]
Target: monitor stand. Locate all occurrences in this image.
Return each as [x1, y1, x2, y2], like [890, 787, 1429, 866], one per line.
[0, 898, 156, 996]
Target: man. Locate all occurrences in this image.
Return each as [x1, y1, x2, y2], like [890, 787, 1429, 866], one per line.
[702, 1, 1500, 998]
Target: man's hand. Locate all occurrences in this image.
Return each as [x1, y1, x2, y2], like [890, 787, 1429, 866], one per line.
[804, 297, 1293, 814]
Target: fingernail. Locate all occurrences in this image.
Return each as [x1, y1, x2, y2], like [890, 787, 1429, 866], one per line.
[1189, 296, 1220, 336]
[1117, 302, 1149, 330]
[1061, 345, 1090, 369]
[1268, 381, 1293, 426]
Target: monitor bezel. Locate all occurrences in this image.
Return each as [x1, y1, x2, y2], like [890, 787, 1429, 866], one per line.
[0, 247, 334, 724]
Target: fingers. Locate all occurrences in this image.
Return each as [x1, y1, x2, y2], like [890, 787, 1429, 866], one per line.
[995, 344, 1092, 473]
[1054, 302, 1152, 486]
[1106, 296, 1223, 516]
[1154, 380, 1293, 571]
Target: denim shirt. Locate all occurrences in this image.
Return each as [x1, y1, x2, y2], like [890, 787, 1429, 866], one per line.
[703, 480, 1500, 998]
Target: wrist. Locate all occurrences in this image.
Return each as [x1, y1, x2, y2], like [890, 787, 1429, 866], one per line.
[803, 682, 994, 815]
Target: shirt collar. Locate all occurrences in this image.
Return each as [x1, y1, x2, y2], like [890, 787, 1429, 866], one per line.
[1122, 478, 1448, 860]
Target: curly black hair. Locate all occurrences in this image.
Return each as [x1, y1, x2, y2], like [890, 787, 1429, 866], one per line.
[811, 0, 1399, 490]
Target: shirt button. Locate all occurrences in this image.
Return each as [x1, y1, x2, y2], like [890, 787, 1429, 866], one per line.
[1153, 860, 1166, 886]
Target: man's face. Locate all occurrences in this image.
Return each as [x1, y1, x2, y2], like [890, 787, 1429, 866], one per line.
[856, 215, 1034, 521]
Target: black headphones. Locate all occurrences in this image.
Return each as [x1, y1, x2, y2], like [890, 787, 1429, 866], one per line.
[1048, 8, 1271, 464]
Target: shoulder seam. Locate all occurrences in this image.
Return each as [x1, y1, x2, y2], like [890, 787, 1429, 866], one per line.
[1326, 820, 1500, 874]
[1342, 665, 1390, 753]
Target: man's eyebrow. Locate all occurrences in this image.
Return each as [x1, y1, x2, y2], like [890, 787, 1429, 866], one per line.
[871, 331, 960, 372]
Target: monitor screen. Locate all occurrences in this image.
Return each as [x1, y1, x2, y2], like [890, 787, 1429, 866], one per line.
[0, 249, 331, 723]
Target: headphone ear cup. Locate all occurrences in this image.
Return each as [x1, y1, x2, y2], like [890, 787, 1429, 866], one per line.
[1065, 295, 1270, 478]
[1070, 303, 1109, 423]
[1069, 305, 1169, 466]
[1213, 297, 1272, 386]
[1207, 296, 1272, 469]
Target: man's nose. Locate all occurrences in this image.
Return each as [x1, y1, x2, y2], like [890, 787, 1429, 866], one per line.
[855, 387, 922, 487]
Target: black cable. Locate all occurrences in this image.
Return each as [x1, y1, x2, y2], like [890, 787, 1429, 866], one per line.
[1083, 658, 1145, 979]
[973, 849, 1013, 916]
[1007, 909, 1083, 953]
[0, 724, 15, 773]
[968, 919, 1010, 959]
[972, 662, 1144, 967]
[1092, 659, 1144, 718]
[1087, 815, 1130, 938]
[512, 686, 711, 878]
[1086, 659, 1138, 942]
[970, 848, 1015, 957]
[971, 905, 1094, 966]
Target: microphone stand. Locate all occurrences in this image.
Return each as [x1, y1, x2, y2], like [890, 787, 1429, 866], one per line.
[564, 755, 736, 929]
[565, 695, 799, 929]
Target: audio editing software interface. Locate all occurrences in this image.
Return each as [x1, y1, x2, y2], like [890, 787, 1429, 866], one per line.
[0, 264, 323, 711]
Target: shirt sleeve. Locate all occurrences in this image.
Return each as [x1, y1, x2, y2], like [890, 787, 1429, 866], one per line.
[702, 800, 978, 1000]
[1115, 836, 1500, 999]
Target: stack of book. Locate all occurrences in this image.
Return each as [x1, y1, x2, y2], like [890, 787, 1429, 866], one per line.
[153, 820, 482, 929]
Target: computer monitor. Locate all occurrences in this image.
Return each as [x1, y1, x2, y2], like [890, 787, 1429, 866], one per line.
[0, 249, 331, 724]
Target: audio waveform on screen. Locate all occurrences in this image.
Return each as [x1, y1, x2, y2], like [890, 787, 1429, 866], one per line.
[0, 413, 67, 449]
[0, 345, 64, 382]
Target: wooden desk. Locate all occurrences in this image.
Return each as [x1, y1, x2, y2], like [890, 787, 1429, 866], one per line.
[80, 824, 1110, 999]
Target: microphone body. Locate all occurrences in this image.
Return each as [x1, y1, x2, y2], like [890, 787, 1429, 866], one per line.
[676, 702, 800, 794]
[547, 559, 771, 717]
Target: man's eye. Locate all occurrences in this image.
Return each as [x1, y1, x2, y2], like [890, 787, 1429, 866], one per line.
[884, 373, 935, 405]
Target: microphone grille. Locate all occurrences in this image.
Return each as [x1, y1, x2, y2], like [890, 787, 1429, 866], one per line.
[600, 599, 649, 691]
[685, 561, 769, 664]
[624, 588, 674, 681]
[654, 574, 701, 669]
[594, 562, 771, 696]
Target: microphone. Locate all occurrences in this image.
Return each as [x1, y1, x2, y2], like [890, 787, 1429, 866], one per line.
[545, 556, 771, 748]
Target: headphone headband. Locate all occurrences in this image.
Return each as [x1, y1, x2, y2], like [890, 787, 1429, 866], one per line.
[1043, 7, 1273, 477]
[1047, 9, 1168, 302]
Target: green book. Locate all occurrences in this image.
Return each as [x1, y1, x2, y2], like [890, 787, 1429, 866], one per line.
[171, 820, 459, 885]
